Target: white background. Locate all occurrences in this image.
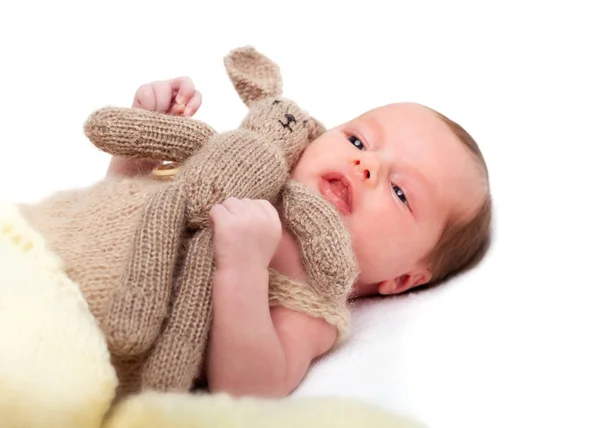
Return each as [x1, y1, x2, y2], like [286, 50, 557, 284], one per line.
[0, 1, 598, 427]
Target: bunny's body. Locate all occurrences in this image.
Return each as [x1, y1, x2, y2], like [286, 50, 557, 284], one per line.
[19, 46, 358, 398]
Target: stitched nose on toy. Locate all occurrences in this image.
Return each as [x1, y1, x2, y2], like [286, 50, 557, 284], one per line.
[279, 113, 297, 132]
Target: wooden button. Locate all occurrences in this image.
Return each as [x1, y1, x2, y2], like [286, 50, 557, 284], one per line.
[152, 162, 181, 180]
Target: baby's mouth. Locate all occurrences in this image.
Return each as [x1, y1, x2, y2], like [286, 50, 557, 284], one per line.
[319, 173, 353, 215]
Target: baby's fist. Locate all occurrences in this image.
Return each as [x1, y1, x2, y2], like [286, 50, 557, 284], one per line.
[209, 198, 282, 271]
[132, 76, 202, 117]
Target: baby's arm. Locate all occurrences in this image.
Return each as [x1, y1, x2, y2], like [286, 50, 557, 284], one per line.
[106, 77, 202, 177]
[206, 198, 336, 397]
[209, 279, 336, 397]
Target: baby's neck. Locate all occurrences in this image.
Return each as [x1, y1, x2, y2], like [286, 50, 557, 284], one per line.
[269, 225, 306, 282]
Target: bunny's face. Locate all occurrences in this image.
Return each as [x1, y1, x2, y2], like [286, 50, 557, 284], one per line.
[241, 98, 316, 170]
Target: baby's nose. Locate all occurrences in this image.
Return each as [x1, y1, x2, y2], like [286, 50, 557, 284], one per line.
[354, 152, 380, 185]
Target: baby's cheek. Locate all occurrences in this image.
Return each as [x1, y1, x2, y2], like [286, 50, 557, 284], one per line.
[353, 218, 413, 277]
[349, 225, 389, 275]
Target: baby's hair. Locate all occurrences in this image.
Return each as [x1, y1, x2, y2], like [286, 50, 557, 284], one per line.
[419, 109, 493, 289]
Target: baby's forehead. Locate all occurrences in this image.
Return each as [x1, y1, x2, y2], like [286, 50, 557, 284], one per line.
[360, 103, 484, 209]
[359, 102, 442, 126]
[351, 103, 455, 151]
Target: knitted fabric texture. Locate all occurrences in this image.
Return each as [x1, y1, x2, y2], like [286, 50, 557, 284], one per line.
[19, 177, 355, 399]
[19, 46, 357, 398]
[85, 106, 217, 163]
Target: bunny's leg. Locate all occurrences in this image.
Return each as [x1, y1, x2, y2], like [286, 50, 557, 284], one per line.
[141, 227, 214, 391]
[84, 107, 217, 163]
[101, 184, 186, 356]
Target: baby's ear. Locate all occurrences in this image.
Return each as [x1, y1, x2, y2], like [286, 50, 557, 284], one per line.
[224, 46, 283, 107]
[378, 270, 431, 295]
[305, 117, 327, 141]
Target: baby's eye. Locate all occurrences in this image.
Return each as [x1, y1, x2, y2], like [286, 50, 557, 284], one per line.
[348, 135, 365, 150]
[393, 184, 408, 206]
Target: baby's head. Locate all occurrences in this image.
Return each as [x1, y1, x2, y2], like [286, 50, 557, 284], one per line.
[292, 102, 491, 297]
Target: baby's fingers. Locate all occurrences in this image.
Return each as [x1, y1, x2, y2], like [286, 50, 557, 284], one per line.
[171, 76, 196, 105]
[170, 76, 202, 116]
[208, 203, 230, 226]
[133, 83, 157, 111]
[133, 81, 171, 113]
[153, 80, 176, 113]
[183, 91, 202, 116]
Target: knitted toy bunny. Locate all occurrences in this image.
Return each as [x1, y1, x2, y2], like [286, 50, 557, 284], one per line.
[20, 46, 357, 398]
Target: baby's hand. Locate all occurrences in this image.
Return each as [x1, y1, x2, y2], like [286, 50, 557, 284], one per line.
[132, 76, 202, 117]
[209, 198, 282, 272]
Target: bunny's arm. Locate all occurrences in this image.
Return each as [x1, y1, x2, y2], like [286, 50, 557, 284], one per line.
[101, 184, 187, 356]
[84, 107, 217, 162]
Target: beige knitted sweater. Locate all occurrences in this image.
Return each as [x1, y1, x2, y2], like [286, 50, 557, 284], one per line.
[19, 46, 358, 399]
[20, 176, 354, 398]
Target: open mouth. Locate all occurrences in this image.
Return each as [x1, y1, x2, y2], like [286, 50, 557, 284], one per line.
[319, 173, 353, 215]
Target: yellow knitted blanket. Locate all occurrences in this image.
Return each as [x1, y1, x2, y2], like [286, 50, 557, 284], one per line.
[0, 199, 424, 428]
[0, 199, 117, 428]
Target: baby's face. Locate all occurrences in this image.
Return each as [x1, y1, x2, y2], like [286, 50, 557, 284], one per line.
[292, 103, 483, 296]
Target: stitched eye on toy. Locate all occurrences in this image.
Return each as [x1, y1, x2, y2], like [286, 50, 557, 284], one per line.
[279, 113, 296, 132]
[272, 100, 282, 105]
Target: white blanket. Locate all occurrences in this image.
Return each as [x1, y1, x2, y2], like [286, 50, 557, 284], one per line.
[294, 255, 600, 428]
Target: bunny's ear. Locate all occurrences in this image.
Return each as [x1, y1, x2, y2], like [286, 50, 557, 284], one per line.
[224, 46, 283, 107]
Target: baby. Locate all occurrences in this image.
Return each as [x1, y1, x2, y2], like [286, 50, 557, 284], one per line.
[107, 76, 492, 398]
